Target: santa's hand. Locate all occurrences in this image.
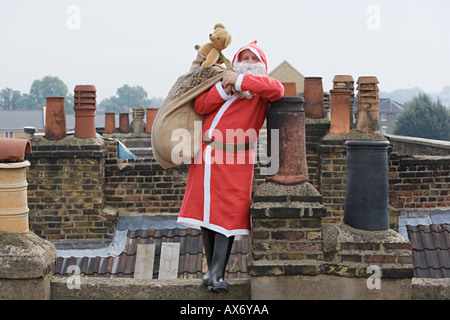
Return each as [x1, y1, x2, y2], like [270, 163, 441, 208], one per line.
[222, 71, 239, 89]
[223, 84, 233, 95]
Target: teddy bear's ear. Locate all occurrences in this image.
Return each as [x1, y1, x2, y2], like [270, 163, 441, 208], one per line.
[225, 33, 232, 48]
[214, 23, 225, 30]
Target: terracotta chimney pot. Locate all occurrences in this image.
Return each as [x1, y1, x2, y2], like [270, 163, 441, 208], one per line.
[265, 96, 308, 185]
[145, 108, 159, 135]
[356, 76, 380, 134]
[0, 138, 31, 163]
[45, 97, 67, 141]
[73, 85, 97, 139]
[0, 161, 31, 233]
[119, 113, 130, 133]
[333, 75, 355, 128]
[0, 138, 31, 233]
[132, 106, 145, 133]
[303, 77, 324, 119]
[281, 82, 297, 97]
[104, 112, 116, 134]
[330, 89, 352, 135]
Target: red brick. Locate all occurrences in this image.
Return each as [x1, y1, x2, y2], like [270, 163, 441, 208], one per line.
[383, 243, 411, 250]
[363, 255, 395, 263]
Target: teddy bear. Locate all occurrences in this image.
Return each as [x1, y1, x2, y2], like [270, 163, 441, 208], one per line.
[195, 23, 232, 68]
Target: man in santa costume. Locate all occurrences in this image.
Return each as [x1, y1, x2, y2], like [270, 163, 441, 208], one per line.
[178, 41, 284, 293]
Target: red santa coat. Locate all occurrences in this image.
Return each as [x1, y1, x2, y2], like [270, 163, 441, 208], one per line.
[177, 72, 284, 238]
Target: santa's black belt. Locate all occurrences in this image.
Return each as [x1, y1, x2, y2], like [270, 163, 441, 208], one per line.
[203, 136, 255, 153]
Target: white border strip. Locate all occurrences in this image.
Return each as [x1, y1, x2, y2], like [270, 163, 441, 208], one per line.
[203, 144, 212, 224]
[207, 95, 238, 139]
[235, 74, 245, 92]
[177, 217, 250, 238]
[215, 81, 232, 100]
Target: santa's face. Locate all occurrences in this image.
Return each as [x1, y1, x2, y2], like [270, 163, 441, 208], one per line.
[239, 49, 260, 64]
[233, 50, 266, 75]
[232, 49, 267, 98]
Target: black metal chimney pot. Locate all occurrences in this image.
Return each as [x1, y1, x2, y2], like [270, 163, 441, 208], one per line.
[343, 140, 390, 231]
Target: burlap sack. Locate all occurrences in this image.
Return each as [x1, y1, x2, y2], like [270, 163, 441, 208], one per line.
[151, 53, 227, 169]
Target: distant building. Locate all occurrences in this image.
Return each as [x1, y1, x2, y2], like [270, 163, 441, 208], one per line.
[0, 110, 45, 138]
[379, 98, 404, 134]
[268, 60, 305, 95]
[0, 109, 122, 138]
[352, 98, 404, 134]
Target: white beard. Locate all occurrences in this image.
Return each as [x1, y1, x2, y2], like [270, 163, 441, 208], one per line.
[233, 61, 266, 76]
[233, 61, 267, 99]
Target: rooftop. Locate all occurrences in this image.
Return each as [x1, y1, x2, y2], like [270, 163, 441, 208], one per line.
[53, 215, 250, 279]
[407, 224, 450, 278]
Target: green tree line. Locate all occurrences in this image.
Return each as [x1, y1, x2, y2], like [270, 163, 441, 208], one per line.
[394, 93, 450, 141]
[0, 75, 162, 114]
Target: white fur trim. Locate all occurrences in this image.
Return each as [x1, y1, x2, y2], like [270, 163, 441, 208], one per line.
[207, 95, 238, 139]
[203, 145, 212, 224]
[235, 74, 245, 92]
[236, 47, 263, 65]
[215, 81, 232, 100]
[177, 217, 251, 238]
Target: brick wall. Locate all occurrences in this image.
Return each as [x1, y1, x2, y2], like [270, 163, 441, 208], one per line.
[315, 133, 450, 228]
[25, 126, 449, 241]
[305, 119, 331, 190]
[389, 154, 450, 210]
[26, 136, 114, 241]
[104, 140, 188, 216]
[318, 141, 347, 224]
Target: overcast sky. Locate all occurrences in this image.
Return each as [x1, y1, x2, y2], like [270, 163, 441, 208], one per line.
[1, 0, 449, 102]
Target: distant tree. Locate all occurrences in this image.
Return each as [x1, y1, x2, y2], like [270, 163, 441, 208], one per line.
[114, 85, 149, 108]
[29, 76, 73, 113]
[394, 93, 450, 141]
[99, 84, 162, 112]
[0, 88, 22, 110]
[148, 97, 163, 108]
[380, 87, 424, 104]
[15, 93, 38, 110]
[98, 97, 122, 112]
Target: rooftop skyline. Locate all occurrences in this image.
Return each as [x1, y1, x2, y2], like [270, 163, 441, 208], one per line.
[1, 0, 449, 102]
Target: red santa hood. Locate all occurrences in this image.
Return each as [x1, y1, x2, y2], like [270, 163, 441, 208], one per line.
[232, 40, 268, 74]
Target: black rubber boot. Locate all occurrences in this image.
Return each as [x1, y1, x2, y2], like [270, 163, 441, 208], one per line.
[201, 227, 215, 286]
[208, 232, 234, 293]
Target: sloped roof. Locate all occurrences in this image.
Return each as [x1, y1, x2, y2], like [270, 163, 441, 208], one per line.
[0, 110, 45, 130]
[407, 224, 450, 278]
[268, 60, 304, 78]
[379, 98, 404, 114]
[53, 216, 250, 279]
[0, 110, 124, 132]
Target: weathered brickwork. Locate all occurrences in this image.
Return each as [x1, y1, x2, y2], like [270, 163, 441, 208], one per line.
[388, 154, 450, 210]
[25, 124, 449, 241]
[305, 119, 331, 190]
[104, 140, 188, 216]
[26, 136, 114, 241]
[318, 142, 347, 224]
[250, 183, 326, 264]
[321, 223, 414, 279]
